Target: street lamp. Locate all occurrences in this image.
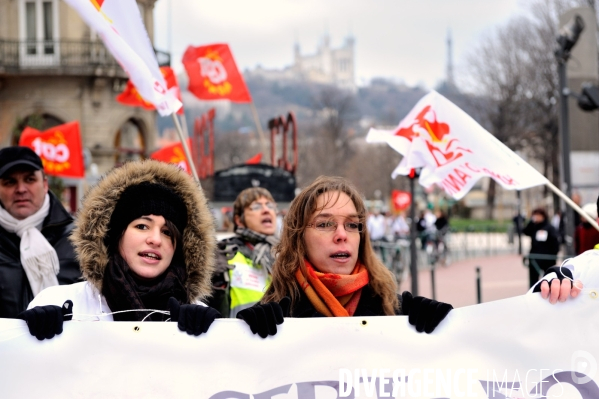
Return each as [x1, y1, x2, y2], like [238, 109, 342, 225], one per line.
[555, 14, 584, 256]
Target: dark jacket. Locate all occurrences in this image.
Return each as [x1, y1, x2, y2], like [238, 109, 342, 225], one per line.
[0, 192, 81, 318]
[291, 284, 402, 317]
[523, 219, 560, 271]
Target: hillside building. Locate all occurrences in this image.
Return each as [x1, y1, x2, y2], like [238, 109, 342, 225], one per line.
[248, 34, 356, 91]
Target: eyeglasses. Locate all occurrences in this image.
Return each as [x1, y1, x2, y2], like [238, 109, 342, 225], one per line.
[248, 201, 277, 212]
[307, 217, 364, 233]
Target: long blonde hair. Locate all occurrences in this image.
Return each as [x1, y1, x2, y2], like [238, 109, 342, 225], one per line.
[262, 176, 399, 315]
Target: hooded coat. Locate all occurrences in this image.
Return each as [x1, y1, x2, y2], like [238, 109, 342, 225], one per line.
[28, 160, 216, 319]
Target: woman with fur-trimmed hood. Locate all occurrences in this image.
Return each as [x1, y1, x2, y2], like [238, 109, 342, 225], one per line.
[19, 160, 221, 340]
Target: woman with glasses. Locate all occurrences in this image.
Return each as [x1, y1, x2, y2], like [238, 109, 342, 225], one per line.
[251, 176, 453, 336]
[208, 187, 281, 319]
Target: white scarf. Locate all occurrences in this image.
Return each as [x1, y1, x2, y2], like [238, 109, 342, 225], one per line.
[0, 194, 59, 295]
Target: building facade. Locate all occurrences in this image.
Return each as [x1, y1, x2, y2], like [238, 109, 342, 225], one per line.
[0, 0, 165, 183]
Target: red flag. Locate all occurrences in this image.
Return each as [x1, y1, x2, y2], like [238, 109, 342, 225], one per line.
[391, 190, 411, 211]
[245, 153, 262, 164]
[19, 121, 85, 178]
[182, 44, 252, 103]
[150, 139, 193, 175]
[116, 66, 183, 114]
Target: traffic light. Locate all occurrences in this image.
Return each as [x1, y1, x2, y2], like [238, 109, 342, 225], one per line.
[577, 83, 599, 112]
[408, 168, 421, 179]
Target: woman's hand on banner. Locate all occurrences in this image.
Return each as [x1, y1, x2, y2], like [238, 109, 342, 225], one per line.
[18, 300, 73, 340]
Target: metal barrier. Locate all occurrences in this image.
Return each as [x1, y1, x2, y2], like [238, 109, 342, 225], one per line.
[371, 240, 408, 286]
[522, 253, 566, 276]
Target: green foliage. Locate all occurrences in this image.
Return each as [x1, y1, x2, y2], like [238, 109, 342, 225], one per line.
[449, 218, 510, 233]
[11, 114, 44, 144]
[47, 176, 65, 202]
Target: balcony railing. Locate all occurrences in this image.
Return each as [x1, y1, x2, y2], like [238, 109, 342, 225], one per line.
[0, 39, 170, 76]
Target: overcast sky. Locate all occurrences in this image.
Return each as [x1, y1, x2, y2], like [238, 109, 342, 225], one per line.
[153, 0, 530, 90]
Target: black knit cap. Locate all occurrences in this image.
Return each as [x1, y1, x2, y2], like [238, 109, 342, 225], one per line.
[105, 182, 188, 250]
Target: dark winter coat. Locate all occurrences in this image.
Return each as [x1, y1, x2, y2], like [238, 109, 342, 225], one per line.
[523, 219, 560, 271]
[0, 192, 80, 318]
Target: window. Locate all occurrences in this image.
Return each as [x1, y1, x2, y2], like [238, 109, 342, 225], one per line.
[19, 0, 59, 66]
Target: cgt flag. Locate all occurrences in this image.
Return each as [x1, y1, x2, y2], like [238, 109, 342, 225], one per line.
[366, 91, 548, 199]
[150, 139, 193, 175]
[19, 121, 85, 178]
[182, 43, 252, 103]
[391, 190, 411, 211]
[116, 67, 183, 114]
[63, 0, 181, 116]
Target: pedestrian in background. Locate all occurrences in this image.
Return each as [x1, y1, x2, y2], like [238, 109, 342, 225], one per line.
[523, 208, 560, 288]
[0, 146, 80, 318]
[575, 202, 599, 255]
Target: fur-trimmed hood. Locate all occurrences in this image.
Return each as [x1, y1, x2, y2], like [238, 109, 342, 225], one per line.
[70, 160, 216, 302]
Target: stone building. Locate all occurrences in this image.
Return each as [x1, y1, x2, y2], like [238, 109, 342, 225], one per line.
[0, 0, 166, 190]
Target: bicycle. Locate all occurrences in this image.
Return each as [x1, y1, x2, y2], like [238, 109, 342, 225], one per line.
[425, 229, 450, 267]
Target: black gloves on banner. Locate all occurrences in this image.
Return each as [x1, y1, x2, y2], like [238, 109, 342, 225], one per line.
[532, 265, 574, 293]
[168, 297, 221, 336]
[401, 291, 453, 334]
[237, 297, 291, 338]
[18, 300, 73, 341]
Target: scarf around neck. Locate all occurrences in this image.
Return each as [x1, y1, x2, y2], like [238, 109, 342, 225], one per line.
[234, 227, 279, 274]
[101, 256, 188, 322]
[0, 194, 59, 295]
[295, 259, 369, 317]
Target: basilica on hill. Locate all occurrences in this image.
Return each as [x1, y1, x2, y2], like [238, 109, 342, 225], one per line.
[246, 34, 356, 92]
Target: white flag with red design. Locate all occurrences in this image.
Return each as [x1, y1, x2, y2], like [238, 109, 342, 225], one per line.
[366, 91, 548, 199]
[63, 0, 181, 116]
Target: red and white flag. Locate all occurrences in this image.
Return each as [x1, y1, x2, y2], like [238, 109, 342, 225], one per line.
[150, 139, 193, 175]
[63, 0, 182, 116]
[116, 66, 183, 115]
[182, 44, 252, 103]
[366, 91, 548, 199]
[391, 190, 411, 211]
[19, 121, 85, 178]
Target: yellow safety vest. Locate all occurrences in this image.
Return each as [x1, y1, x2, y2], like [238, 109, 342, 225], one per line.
[227, 251, 271, 317]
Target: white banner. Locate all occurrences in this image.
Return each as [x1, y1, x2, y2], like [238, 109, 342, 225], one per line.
[0, 292, 597, 398]
[63, 0, 182, 116]
[366, 91, 548, 199]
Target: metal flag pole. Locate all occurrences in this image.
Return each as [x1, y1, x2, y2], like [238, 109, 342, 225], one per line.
[249, 101, 268, 155]
[545, 180, 599, 231]
[171, 113, 201, 187]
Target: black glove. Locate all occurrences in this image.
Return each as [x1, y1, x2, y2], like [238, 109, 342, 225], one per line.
[18, 300, 73, 341]
[532, 265, 574, 293]
[236, 297, 291, 338]
[168, 297, 221, 336]
[401, 291, 452, 334]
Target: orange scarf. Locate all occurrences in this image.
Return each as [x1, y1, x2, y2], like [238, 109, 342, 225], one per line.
[295, 259, 369, 317]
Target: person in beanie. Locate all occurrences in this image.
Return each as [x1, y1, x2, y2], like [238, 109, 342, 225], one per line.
[0, 146, 80, 318]
[19, 160, 222, 340]
[208, 187, 280, 318]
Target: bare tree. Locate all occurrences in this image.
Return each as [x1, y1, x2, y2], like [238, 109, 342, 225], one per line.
[461, 0, 595, 218]
[310, 85, 360, 174]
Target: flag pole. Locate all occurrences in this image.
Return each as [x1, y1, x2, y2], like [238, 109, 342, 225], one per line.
[545, 180, 599, 231]
[171, 113, 201, 187]
[249, 101, 268, 155]
[178, 111, 190, 139]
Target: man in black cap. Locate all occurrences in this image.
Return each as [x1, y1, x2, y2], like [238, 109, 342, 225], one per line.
[0, 146, 81, 318]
